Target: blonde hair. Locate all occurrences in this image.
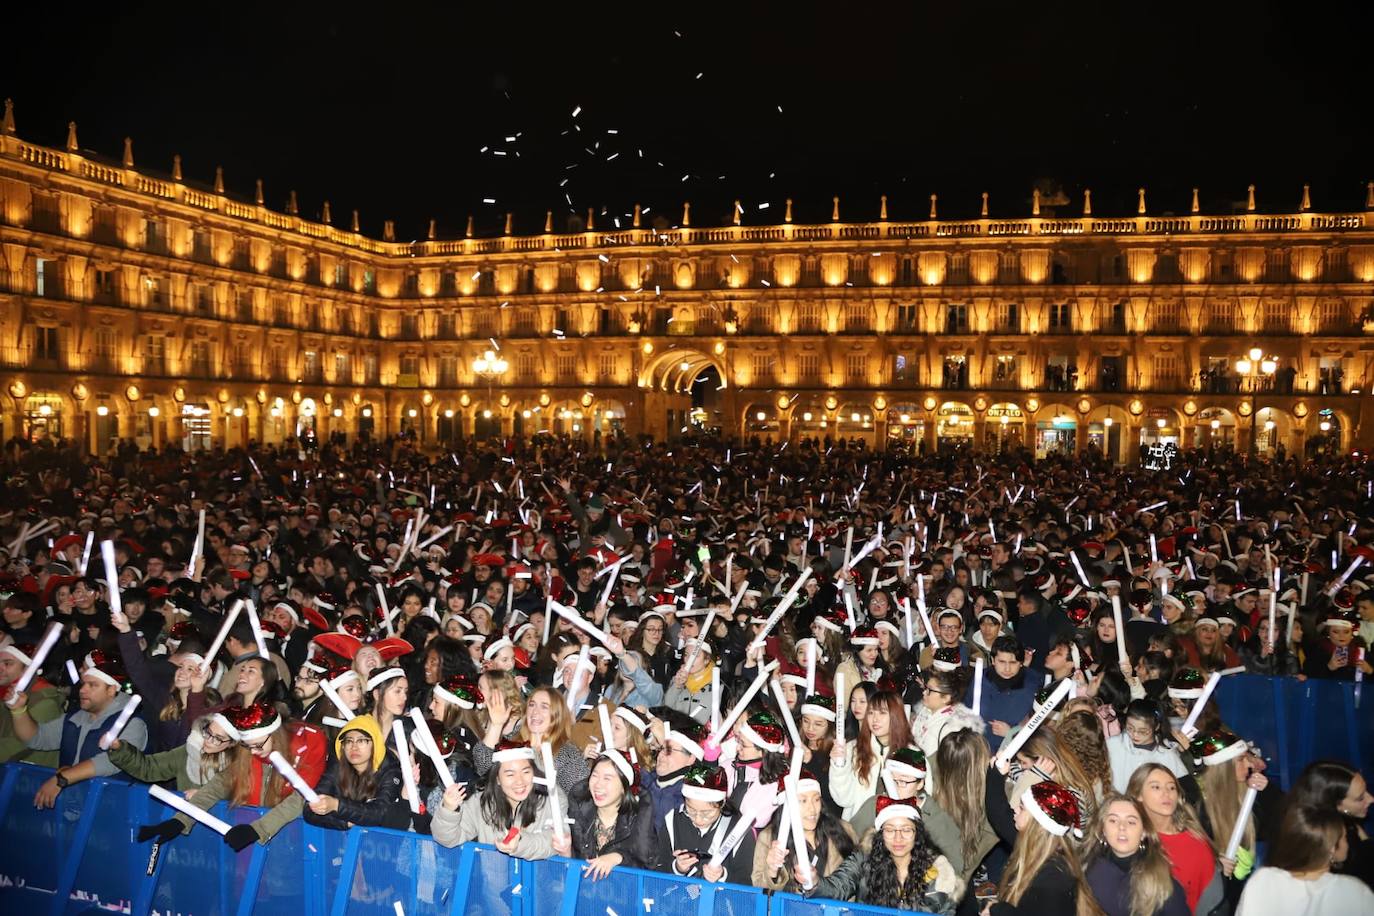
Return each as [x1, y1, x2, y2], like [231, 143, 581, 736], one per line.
[517, 685, 575, 755]
[1200, 759, 1255, 853]
[479, 671, 526, 737]
[1084, 794, 1178, 916]
[1125, 764, 1214, 849]
[1021, 728, 1098, 818]
[999, 816, 1102, 916]
[1057, 711, 1112, 802]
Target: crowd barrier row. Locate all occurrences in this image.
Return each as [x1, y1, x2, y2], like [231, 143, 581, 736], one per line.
[0, 674, 1367, 916]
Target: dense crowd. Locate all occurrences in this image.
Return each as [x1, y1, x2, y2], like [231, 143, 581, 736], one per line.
[1, 433, 1372, 916]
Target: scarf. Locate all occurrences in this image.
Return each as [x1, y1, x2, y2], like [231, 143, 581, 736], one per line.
[686, 660, 714, 695]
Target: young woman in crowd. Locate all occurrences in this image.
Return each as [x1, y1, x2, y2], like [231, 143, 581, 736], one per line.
[305, 714, 410, 831]
[830, 690, 913, 818]
[911, 667, 982, 768]
[474, 685, 587, 795]
[1235, 804, 1374, 915]
[754, 768, 858, 892]
[1286, 759, 1374, 889]
[554, 749, 657, 877]
[1127, 764, 1220, 915]
[432, 741, 564, 860]
[655, 763, 755, 885]
[1107, 701, 1188, 794]
[927, 730, 999, 889]
[1082, 794, 1190, 916]
[106, 712, 234, 793]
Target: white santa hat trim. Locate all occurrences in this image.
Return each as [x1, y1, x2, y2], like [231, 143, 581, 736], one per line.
[1021, 787, 1079, 838]
[800, 702, 836, 722]
[491, 745, 537, 764]
[366, 668, 406, 692]
[666, 729, 705, 760]
[873, 802, 920, 831]
[681, 784, 727, 803]
[483, 637, 514, 660]
[614, 707, 648, 733]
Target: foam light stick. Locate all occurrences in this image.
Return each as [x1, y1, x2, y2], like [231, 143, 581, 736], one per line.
[149, 784, 231, 835]
[407, 707, 455, 790]
[414, 525, 454, 551]
[101, 540, 123, 619]
[769, 679, 802, 750]
[1180, 671, 1223, 738]
[842, 527, 854, 571]
[1111, 595, 1128, 668]
[598, 702, 616, 755]
[1223, 786, 1259, 859]
[199, 600, 245, 674]
[9, 620, 64, 701]
[708, 803, 766, 870]
[376, 583, 395, 636]
[805, 642, 817, 696]
[392, 720, 421, 814]
[710, 667, 721, 735]
[715, 661, 779, 739]
[1327, 556, 1365, 597]
[748, 568, 813, 651]
[78, 531, 94, 576]
[319, 678, 355, 721]
[1069, 551, 1091, 588]
[188, 509, 206, 574]
[243, 599, 269, 660]
[900, 598, 914, 648]
[98, 694, 142, 749]
[784, 771, 814, 889]
[540, 741, 567, 840]
[547, 600, 612, 647]
[995, 678, 1073, 766]
[834, 671, 846, 744]
[65, 659, 80, 686]
[972, 657, 984, 717]
[269, 750, 321, 804]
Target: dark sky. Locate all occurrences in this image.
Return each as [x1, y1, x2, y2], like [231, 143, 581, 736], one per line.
[5, 1, 1370, 239]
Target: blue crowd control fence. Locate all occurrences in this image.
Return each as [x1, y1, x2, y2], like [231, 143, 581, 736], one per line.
[0, 674, 1368, 914]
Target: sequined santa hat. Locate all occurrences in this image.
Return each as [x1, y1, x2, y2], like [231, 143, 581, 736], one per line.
[737, 711, 787, 754]
[433, 674, 484, 710]
[490, 740, 537, 765]
[930, 646, 963, 672]
[680, 763, 729, 803]
[849, 627, 880, 648]
[873, 794, 921, 830]
[1021, 780, 1083, 838]
[1189, 728, 1251, 767]
[212, 701, 282, 744]
[883, 747, 927, 781]
[1167, 667, 1207, 700]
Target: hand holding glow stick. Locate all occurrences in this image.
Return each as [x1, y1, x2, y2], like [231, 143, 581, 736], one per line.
[9, 620, 63, 701]
[541, 741, 567, 840]
[1223, 787, 1259, 859]
[200, 600, 245, 674]
[996, 678, 1072, 766]
[1180, 671, 1223, 739]
[972, 657, 984, 717]
[1111, 595, 1128, 668]
[149, 784, 231, 835]
[269, 750, 321, 804]
[715, 661, 779, 739]
[244, 600, 269, 660]
[392, 721, 421, 814]
[101, 540, 124, 620]
[98, 694, 142, 749]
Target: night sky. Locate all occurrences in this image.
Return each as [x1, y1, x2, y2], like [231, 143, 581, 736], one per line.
[5, 1, 1370, 239]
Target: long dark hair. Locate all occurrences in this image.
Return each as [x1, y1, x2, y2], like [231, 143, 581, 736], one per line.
[854, 691, 913, 787]
[766, 799, 855, 876]
[478, 756, 547, 830]
[1265, 804, 1344, 875]
[862, 819, 939, 909]
[336, 738, 380, 802]
[1288, 760, 1361, 812]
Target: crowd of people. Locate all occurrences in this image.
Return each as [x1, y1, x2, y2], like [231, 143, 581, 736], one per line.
[1, 432, 1372, 916]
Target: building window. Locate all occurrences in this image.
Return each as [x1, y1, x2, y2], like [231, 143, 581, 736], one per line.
[892, 353, 911, 383]
[796, 302, 823, 333]
[751, 353, 772, 384]
[945, 303, 969, 333]
[797, 353, 821, 383]
[515, 308, 537, 335]
[1319, 300, 1348, 332]
[93, 328, 117, 369]
[303, 350, 321, 383]
[516, 352, 536, 381]
[35, 258, 51, 297]
[1048, 302, 1073, 331]
[363, 354, 378, 384]
[1153, 355, 1180, 390]
[893, 303, 919, 332]
[556, 353, 577, 381]
[1153, 300, 1181, 332]
[399, 355, 420, 377]
[598, 353, 617, 383]
[401, 313, 420, 339]
[993, 355, 1018, 387]
[747, 305, 773, 334]
[34, 326, 59, 362]
[334, 263, 348, 287]
[1263, 300, 1289, 333]
[996, 303, 1020, 333]
[145, 335, 166, 374]
[335, 352, 351, 382]
[190, 341, 212, 377]
[846, 353, 867, 382]
[438, 356, 458, 387]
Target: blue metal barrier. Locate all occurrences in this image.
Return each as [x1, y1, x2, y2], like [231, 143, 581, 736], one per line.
[0, 674, 1368, 913]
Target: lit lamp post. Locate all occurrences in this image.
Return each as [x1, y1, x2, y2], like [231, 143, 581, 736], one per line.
[1234, 346, 1277, 454]
[472, 349, 509, 433]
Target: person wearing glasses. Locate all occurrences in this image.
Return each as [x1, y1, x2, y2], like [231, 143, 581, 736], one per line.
[304, 714, 409, 831]
[134, 702, 324, 852]
[911, 666, 984, 771]
[107, 712, 235, 794]
[804, 795, 961, 914]
[1106, 700, 1188, 794]
[655, 763, 756, 885]
[626, 611, 675, 688]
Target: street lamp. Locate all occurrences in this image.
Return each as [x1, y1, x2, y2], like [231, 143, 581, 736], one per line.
[1235, 346, 1278, 455]
[472, 348, 509, 430]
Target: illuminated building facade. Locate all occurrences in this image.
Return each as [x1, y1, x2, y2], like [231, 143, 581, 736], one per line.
[2, 102, 1372, 460]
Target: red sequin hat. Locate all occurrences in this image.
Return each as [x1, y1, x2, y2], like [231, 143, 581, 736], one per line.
[213, 701, 282, 744]
[433, 674, 484, 710]
[873, 794, 920, 830]
[1021, 780, 1082, 838]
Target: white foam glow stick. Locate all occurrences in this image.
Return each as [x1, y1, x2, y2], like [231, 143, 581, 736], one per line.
[681, 604, 720, 678]
[98, 694, 142, 749]
[1111, 595, 1128, 668]
[972, 657, 984, 717]
[1267, 589, 1277, 652]
[1069, 551, 1091, 588]
[1223, 786, 1259, 859]
[843, 527, 854, 570]
[407, 707, 455, 790]
[749, 568, 813, 650]
[319, 678, 355, 720]
[188, 509, 206, 573]
[598, 702, 616, 754]
[805, 642, 817, 696]
[996, 678, 1073, 765]
[269, 750, 321, 804]
[376, 584, 395, 636]
[200, 600, 245, 674]
[78, 531, 94, 576]
[769, 679, 802, 749]
[9, 620, 63, 700]
[708, 803, 766, 869]
[392, 720, 421, 814]
[785, 773, 814, 889]
[548, 601, 612, 646]
[1328, 556, 1365, 597]
[1180, 671, 1223, 738]
[101, 540, 123, 619]
[415, 525, 454, 551]
[901, 598, 914, 648]
[716, 661, 779, 739]
[243, 600, 269, 659]
[593, 553, 630, 580]
[834, 671, 846, 744]
[149, 784, 231, 834]
[541, 741, 567, 840]
[598, 560, 623, 607]
[710, 667, 721, 735]
[65, 659, 79, 686]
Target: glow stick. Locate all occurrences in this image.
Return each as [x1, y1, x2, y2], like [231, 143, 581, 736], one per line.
[708, 805, 763, 869]
[598, 560, 622, 607]
[748, 568, 813, 650]
[149, 784, 231, 835]
[392, 720, 421, 814]
[1180, 671, 1223, 738]
[592, 553, 630, 580]
[681, 603, 720, 678]
[269, 750, 321, 804]
[9, 620, 63, 699]
[842, 588, 857, 631]
[839, 535, 883, 578]
[319, 678, 355, 720]
[785, 773, 814, 888]
[548, 601, 612, 646]
[834, 671, 845, 744]
[1111, 595, 1128, 668]
[243, 600, 269, 660]
[101, 540, 123, 618]
[598, 702, 615, 754]
[542, 590, 553, 644]
[376, 584, 395, 636]
[1327, 557, 1364, 596]
[1223, 786, 1258, 859]
[200, 600, 245, 673]
[541, 741, 567, 840]
[65, 659, 79, 685]
[1149, 534, 1158, 564]
[1267, 588, 1277, 653]
[715, 661, 778, 739]
[415, 525, 454, 551]
[1069, 551, 1091, 588]
[972, 657, 984, 717]
[900, 598, 914, 648]
[769, 679, 802, 749]
[710, 667, 721, 735]
[98, 694, 142, 749]
[996, 678, 1072, 765]
[408, 708, 455, 789]
[78, 531, 94, 576]
[842, 527, 854, 571]
[188, 509, 206, 574]
[805, 642, 817, 696]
